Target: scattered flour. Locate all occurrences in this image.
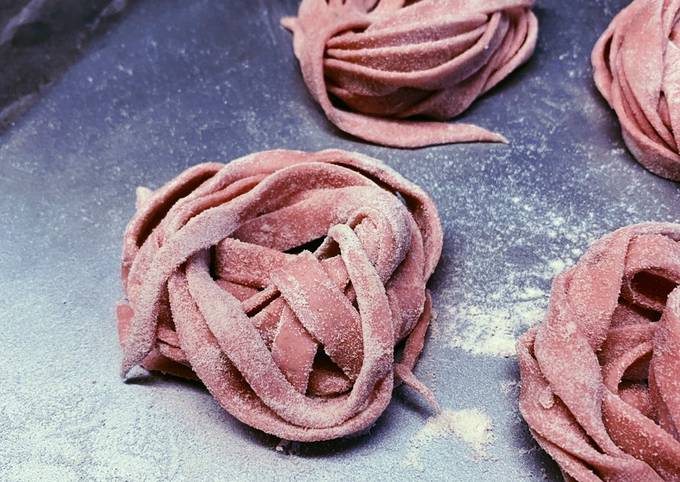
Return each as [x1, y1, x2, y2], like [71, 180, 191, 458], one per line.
[444, 272, 562, 358]
[447, 300, 546, 357]
[403, 408, 494, 471]
[436, 193, 606, 358]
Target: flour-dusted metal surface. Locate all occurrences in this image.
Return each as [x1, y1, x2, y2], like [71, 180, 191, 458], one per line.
[1, 1, 678, 481]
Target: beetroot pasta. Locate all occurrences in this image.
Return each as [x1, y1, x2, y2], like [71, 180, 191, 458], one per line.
[518, 223, 680, 481]
[592, 0, 680, 180]
[283, 0, 538, 148]
[117, 149, 443, 442]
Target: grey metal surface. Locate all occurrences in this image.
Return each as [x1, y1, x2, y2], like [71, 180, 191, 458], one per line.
[1, 0, 678, 481]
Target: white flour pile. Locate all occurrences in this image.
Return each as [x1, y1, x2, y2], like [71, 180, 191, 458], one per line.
[403, 408, 494, 471]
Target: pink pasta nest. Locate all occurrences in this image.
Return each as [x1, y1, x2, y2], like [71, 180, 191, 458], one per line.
[283, 0, 538, 147]
[518, 223, 680, 481]
[592, 0, 680, 180]
[117, 149, 443, 441]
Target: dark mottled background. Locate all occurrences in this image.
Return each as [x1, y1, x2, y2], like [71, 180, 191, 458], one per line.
[0, 0, 129, 127]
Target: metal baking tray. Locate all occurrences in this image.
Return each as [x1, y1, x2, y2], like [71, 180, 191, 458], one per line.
[2, 0, 677, 480]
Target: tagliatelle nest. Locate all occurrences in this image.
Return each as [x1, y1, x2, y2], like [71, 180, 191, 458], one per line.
[518, 223, 680, 481]
[283, 0, 538, 147]
[592, 0, 680, 180]
[117, 149, 443, 442]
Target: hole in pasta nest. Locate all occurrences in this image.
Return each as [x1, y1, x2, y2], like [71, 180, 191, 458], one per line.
[614, 299, 662, 323]
[671, 21, 680, 46]
[325, 86, 433, 119]
[332, 23, 369, 37]
[631, 271, 677, 306]
[621, 353, 652, 383]
[351, 294, 359, 311]
[209, 245, 220, 279]
[285, 237, 326, 255]
[307, 349, 352, 397]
